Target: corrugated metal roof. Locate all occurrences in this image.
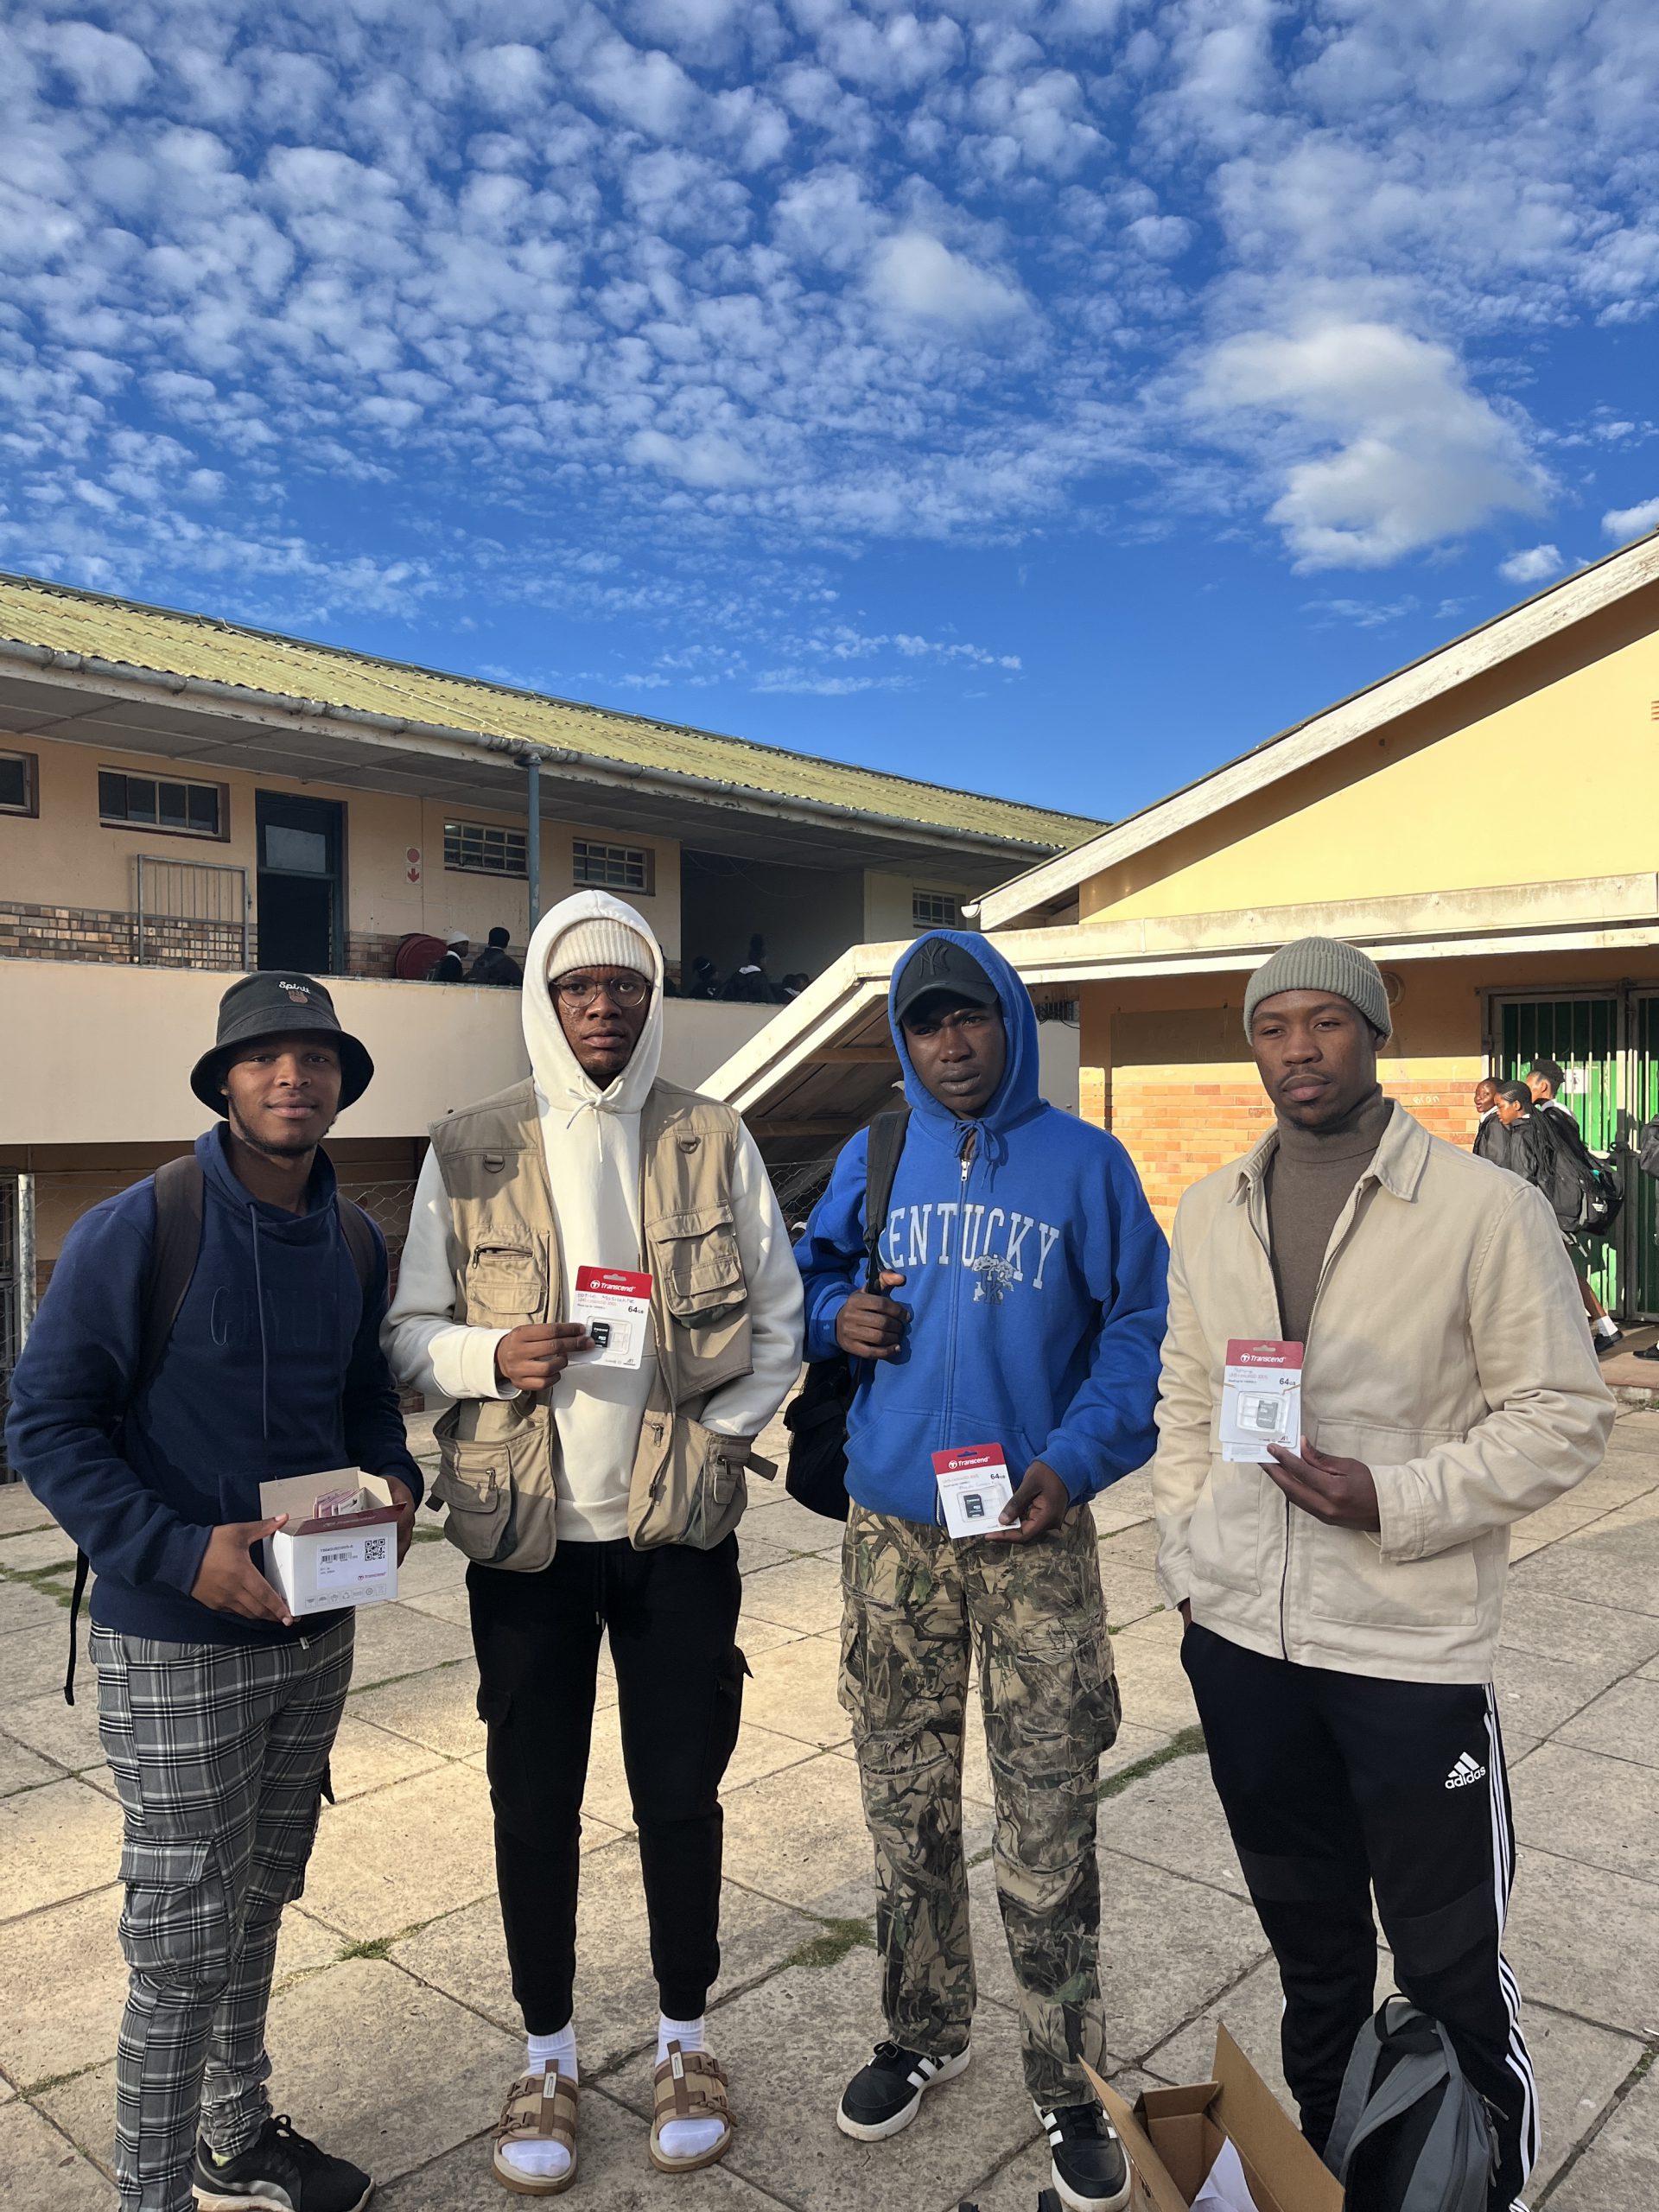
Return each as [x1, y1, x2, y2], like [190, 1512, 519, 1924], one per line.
[0, 571, 1103, 853]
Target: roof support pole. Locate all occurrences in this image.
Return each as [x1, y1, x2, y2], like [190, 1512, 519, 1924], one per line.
[521, 751, 542, 935]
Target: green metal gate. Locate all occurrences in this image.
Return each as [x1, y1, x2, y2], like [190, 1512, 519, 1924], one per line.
[1492, 989, 1659, 1321]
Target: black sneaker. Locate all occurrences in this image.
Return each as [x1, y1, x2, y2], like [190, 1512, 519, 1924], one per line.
[1039, 2099, 1132, 2212]
[836, 2039, 972, 2140]
[1596, 1330, 1626, 1357]
[194, 2114, 372, 2212]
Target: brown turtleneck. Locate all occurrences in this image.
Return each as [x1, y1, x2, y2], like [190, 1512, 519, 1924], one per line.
[1265, 1086, 1394, 1345]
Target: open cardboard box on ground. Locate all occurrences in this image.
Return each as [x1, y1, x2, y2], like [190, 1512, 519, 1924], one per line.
[1086, 2029, 1344, 2212]
[259, 1470, 401, 1617]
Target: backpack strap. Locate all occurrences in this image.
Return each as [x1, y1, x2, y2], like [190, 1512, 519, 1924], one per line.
[66, 1153, 207, 1707]
[861, 1109, 911, 1294]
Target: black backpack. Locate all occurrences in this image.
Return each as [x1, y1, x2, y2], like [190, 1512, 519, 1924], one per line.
[62, 1153, 378, 1703]
[783, 1109, 909, 1521]
[1637, 1116, 1659, 1181]
[1541, 1106, 1624, 1236]
[1323, 1998, 1497, 2212]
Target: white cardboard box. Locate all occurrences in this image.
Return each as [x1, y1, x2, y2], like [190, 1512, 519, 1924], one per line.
[259, 1470, 401, 1617]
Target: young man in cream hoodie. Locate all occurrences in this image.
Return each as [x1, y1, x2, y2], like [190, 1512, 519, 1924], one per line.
[385, 891, 802, 2193]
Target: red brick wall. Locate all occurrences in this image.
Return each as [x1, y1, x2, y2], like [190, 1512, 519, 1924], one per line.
[0, 902, 247, 969]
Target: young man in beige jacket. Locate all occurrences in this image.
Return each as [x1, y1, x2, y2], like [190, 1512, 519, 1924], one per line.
[1154, 937, 1614, 2212]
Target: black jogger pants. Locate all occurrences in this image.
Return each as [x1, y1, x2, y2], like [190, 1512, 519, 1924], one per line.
[1182, 1621, 1535, 2212]
[467, 1533, 746, 2033]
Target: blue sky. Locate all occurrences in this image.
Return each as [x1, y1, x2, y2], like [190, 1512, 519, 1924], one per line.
[3, 1, 1657, 827]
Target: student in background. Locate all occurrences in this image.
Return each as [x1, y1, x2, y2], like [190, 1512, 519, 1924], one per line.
[1527, 1059, 1624, 1356]
[427, 929, 469, 982]
[719, 935, 779, 1003]
[468, 925, 524, 988]
[1471, 1077, 1499, 1159]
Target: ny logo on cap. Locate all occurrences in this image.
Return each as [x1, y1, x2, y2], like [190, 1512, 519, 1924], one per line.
[911, 938, 954, 980]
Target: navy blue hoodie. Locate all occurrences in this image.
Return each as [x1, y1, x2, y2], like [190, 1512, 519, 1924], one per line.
[794, 931, 1169, 1525]
[5, 1127, 423, 1645]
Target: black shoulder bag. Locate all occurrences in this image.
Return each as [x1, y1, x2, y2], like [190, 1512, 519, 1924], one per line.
[783, 1108, 909, 1522]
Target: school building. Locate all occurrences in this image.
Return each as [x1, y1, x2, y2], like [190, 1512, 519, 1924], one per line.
[711, 529, 1659, 1320]
[0, 570, 1096, 1419]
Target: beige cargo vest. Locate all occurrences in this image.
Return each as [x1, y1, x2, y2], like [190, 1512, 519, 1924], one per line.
[426, 1076, 768, 1570]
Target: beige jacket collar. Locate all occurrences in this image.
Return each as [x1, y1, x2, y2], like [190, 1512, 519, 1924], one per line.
[1227, 1098, 1433, 1211]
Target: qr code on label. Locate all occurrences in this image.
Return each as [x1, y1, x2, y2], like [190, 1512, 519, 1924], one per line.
[364, 1536, 387, 1565]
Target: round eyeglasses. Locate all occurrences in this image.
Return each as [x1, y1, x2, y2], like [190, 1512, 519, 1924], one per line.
[551, 972, 651, 1008]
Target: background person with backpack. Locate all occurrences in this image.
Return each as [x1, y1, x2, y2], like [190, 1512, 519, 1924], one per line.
[793, 931, 1167, 2212]
[4, 971, 422, 2212]
[1526, 1060, 1624, 1355]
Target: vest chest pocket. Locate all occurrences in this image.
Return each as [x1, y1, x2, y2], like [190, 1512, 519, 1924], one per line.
[652, 1204, 746, 1323]
[464, 1244, 547, 1327]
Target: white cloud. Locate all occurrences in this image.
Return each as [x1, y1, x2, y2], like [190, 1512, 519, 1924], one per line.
[1196, 321, 1547, 569]
[1602, 496, 1659, 540]
[625, 428, 762, 487]
[867, 232, 1027, 327]
[39, 22, 153, 107]
[1498, 543, 1563, 584]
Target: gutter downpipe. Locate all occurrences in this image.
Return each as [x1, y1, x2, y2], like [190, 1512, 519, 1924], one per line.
[521, 750, 542, 932]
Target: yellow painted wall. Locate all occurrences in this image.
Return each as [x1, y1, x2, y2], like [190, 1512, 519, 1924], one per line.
[0, 734, 682, 951]
[1083, 583, 1659, 923]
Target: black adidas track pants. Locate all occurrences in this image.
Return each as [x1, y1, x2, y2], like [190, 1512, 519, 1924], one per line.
[1182, 1621, 1535, 2212]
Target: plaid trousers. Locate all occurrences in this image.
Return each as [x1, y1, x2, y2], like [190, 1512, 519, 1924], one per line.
[92, 1618, 353, 2212]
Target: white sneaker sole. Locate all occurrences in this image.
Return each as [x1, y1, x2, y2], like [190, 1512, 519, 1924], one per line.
[194, 2185, 372, 2212]
[1050, 2155, 1133, 2212]
[835, 2045, 973, 2141]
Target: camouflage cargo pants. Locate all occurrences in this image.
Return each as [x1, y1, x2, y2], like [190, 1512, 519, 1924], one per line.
[839, 1501, 1120, 2103]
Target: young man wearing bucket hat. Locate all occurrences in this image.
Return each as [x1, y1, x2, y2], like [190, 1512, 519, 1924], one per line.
[1152, 937, 1615, 2212]
[384, 889, 803, 2194]
[7, 971, 422, 2212]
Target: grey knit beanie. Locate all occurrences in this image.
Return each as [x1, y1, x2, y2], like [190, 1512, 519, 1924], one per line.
[1243, 936, 1391, 1041]
[547, 915, 655, 976]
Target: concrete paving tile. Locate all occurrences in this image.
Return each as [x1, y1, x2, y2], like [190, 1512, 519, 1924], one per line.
[1509, 1743, 1659, 1885]
[1507, 1493, 1622, 1562]
[1554, 1675, 1659, 1767]
[1504, 1846, 1659, 2037]
[738, 1632, 849, 1748]
[1092, 1471, 1155, 1536]
[1499, 1585, 1659, 1673]
[0, 1526, 80, 1573]
[0, 1484, 57, 1537]
[0, 1576, 73, 1638]
[348, 1656, 486, 1759]
[43, 1957, 520, 2190]
[729, 1529, 798, 1575]
[1522, 2003, 1649, 2196]
[346, 1601, 476, 1690]
[581, 1707, 818, 1834]
[303, 1763, 543, 1940]
[1098, 1564, 1168, 1631]
[3, 1622, 92, 1705]
[0, 1885, 129, 2090]
[0, 2101, 112, 2209]
[1548, 2057, 1659, 2212]
[391, 1536, 470, 1599]
[1096, 1521, 1161, 1573]
[324, 1713, 448, 1801]
[394, 1840, 819, 2073]
[741, 1496, 842, 1557]
[1510, 1497, 1659, 1618]
[395, 1585, 473, 1626]
[719, 1751, 880, 1919]
[3, 1688, 107, 1778]
[1493, 1645, 1616, 1740]
[0, 1777, 124, 1923]
[607, 1948, 1038, 2212]
[1098, 1721, 1179, 1786]
[377, 2075, 785, 2210]
[967, 1847, 1269, 2063]
[1093, 1746, 1248, 1899]
[1145, 1952, 1300, 2107]
[1108, 1612, 1200, 1737]
[0, 1728, 62, 1797]
[739, 1554, 845, 1635]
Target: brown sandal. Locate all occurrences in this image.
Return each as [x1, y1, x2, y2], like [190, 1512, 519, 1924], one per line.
[648, 2040, 734, 2174]
[492, 2065, 579, 2196]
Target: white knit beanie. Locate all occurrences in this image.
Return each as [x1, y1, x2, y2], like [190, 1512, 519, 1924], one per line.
[547, 916, 655, 976]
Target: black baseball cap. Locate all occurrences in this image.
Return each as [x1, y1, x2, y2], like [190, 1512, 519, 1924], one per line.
[190, 971, 375, 1114]
[892, 936, 1001, 1025]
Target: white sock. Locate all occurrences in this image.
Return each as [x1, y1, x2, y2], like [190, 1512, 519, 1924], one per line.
[500, 2025, 576, 2181]
[1595, 1314, 1620, 1337]
[657, 2015, 726, 2162]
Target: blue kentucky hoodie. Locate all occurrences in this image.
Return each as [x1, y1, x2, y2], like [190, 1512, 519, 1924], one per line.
[5, 1126, 422, 1646]
[793, 931, 1169, 1524]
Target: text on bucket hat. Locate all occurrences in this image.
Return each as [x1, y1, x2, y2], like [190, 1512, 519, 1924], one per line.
[189, 972, 375, 1115]
[1243, 936, 1392, 1042]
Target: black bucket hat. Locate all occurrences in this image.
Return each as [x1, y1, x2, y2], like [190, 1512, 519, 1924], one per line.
[190, 971, 375, 1115]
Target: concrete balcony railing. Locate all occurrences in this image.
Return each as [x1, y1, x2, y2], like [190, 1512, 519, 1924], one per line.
[0, 959, 781, 1145]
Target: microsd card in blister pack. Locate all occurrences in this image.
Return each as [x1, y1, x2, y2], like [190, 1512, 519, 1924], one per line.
[1219, 1339, 1304, 1463]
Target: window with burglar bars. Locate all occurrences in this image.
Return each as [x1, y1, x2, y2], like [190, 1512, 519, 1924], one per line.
[99, 769, 224, 838]
[444, 819, 528, 876]
[572, 839, 653, 893]
[912, 888, 959, 929]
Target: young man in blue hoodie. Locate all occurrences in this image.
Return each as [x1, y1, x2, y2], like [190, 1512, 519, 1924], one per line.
[6, 971, 422, 2212]
[794, 932, 1168, 2212]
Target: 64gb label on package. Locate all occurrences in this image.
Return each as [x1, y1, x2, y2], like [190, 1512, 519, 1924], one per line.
[1220, 1339, 1304, 1462]
[569, 1266, 652, 1370]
